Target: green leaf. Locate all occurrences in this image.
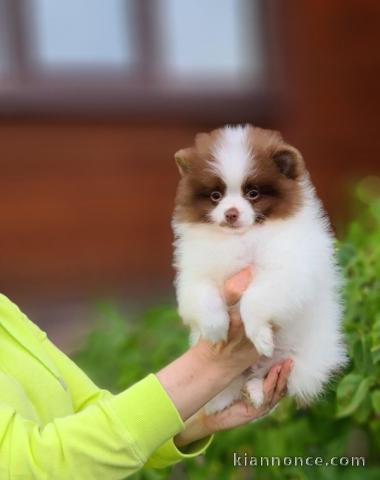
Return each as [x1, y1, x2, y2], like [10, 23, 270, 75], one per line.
[336, 374, 374, 418]
[371, 390, 380, 414]
[353, 395, 372, 424]
[371, 317, 380, 364]
[353, 335, 374, 373]
[370, 418, 380, 452]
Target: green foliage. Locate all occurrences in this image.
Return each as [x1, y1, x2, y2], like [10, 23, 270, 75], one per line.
[72, 178, 380, 480]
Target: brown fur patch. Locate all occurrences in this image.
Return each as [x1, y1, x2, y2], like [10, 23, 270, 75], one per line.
[173, 125, 306, 225]
[243, 126, 305, 222]
[173, 129, 224, 223]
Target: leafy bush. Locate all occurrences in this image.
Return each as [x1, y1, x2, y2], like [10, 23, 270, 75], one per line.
[72, 178, 380, 480]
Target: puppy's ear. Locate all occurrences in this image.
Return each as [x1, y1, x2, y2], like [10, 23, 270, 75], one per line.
[194, 132, 210, 153]
[273, 146, 304, 180]
[174, 148, 192, 176]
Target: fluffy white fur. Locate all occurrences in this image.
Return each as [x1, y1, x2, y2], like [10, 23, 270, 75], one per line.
[172, 125, 347, 413]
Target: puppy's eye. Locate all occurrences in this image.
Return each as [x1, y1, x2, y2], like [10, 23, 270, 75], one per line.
[246, 187, 260, 201]
[210, 191, 222, 202]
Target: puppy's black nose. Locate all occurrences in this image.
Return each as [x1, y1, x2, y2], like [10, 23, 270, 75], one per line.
[224, 207, 239, 224]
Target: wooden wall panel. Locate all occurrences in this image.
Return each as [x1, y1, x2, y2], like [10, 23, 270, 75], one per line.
[0, 122, 205, 298]
[0, 1, 380, 302]
[280, 0, 380, 217]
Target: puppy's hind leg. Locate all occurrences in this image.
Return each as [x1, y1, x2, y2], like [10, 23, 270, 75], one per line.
[205, 376, 245, 414]
[245, 377, 265, 408]
[244, 357, 275, 408]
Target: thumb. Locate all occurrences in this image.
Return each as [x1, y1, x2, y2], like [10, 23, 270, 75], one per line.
[224, 267, 252, 306]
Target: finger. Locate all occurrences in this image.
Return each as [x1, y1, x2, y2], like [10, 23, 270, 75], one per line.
[228, 306, 243, 329]
[224, 267, 252, 306]
[263, 364, 282, 405]
[227, 307, 247, 343]
[271, 359, 293, 406]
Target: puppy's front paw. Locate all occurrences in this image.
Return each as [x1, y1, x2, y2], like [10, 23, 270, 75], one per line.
[199, 308, 229, 343]
[240, 295, 274, 356]
[247, 324, 274, 357]
[245, 378, 264, 408]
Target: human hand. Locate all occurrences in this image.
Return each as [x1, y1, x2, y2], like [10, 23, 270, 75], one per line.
[156, 267, 277, 422]
[174, 359, 292, 448]
[194, 267, 260, 379]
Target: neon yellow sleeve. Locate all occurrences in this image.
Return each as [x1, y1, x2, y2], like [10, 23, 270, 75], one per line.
[0, 372, 187, 478]
[38, 323, 213, 471]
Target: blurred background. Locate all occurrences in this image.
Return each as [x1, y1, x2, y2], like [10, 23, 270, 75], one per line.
[1, 1, 380, 479]
[0, 0, 379, 349]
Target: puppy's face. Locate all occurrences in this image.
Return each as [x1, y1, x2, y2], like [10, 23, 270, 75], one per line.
[173, 125, 305, 231]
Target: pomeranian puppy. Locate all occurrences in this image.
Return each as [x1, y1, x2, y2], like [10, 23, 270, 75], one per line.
[172, 124, 346, 414]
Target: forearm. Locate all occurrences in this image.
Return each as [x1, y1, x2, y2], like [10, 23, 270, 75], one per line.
[156, 341, 239, 421]
[35, 330, 214, 471]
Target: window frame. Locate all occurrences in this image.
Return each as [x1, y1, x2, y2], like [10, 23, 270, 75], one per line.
[0, 0, 284, 122]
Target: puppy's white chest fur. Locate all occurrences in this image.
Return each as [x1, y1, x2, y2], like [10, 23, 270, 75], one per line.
[175, 225, 258, 282]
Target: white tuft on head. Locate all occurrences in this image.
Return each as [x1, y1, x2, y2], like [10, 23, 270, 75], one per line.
[210, 125, 253, 190]
[208, 125, 255, 229]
